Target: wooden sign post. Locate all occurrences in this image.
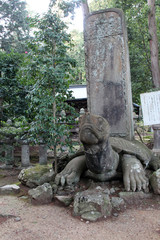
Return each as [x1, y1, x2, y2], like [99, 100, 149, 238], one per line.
[140, 91, 160, 155]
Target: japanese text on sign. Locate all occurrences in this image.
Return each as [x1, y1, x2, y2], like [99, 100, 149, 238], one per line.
[140, 91, 160, 126]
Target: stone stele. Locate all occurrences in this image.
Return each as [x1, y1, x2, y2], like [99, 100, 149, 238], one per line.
[84, 8, 134, 140]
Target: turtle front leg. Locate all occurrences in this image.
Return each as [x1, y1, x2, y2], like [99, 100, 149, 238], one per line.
[122, 154, 149, 192]
[55, 155, 86, 186]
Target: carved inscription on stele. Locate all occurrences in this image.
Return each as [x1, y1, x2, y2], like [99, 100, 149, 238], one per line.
[84, 9, 134, 140]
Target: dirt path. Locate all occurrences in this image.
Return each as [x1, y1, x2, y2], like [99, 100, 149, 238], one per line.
[0, 169, 160, 240]
[0, 195, 160, 240]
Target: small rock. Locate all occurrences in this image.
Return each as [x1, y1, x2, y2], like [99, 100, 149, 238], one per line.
[150, 169, 160, 194]
[19, 196, 28, 200]
[96, 186, 103, 190]
[28, 183, 53, 204]
[73, 188, 112, 221]
[18, 165, 55, 188]
[81, 211, 102, 222]
[14, 217, 21, 222]
[113, 213, 119, 217]
[119, 191, 153, 204]
[55, 195, 73, 206]
[103, 188, 110, 195]
[110, 188, 116, 194]
[0, 184, 20, 195]
[111, 197, 125, 209]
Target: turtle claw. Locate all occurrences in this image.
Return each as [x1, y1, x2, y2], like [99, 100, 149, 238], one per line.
[122, 154, 148, 192]
[55, 170, 80, 186]
[60, 176, 66, 186]
[55, 155, 86, 186]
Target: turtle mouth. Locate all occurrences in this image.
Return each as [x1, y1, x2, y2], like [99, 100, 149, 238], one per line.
[80, 124, 101, 139]
[79, 126, 99, 145]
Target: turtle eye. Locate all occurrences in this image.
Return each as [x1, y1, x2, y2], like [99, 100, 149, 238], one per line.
[98, 117, 104, 131]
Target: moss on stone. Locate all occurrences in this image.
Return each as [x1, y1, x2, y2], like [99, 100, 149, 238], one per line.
[18, 164, 54, 188]
[22, 164, 51, 179]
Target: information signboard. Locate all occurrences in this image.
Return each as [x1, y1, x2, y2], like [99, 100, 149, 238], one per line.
[140, 91, 160, 126]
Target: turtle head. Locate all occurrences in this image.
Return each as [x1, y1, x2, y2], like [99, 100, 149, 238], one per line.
[79, 113, 110, 145]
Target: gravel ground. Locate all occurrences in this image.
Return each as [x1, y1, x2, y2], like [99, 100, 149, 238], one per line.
[0, 195, 160, 240]
[0, 168, 160, 240]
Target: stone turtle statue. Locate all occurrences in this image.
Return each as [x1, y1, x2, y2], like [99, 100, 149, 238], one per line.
[55, 113, 160, 192]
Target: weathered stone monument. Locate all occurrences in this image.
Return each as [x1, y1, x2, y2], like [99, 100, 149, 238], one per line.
[18, 8, 160, 222]
[84, 9, 134, 140]
[54, 9, 160, 221]
[55, 112, 160, 220]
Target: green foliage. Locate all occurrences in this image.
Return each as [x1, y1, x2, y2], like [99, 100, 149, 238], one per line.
[0, 0, 30, 125]
[111, 0, 135, 12]
[69, 30, 86, 84]
[125, 1, 153, 103]
[20, 8, 78, 152]
[89, 0, 113, 11]
[0, 0, 81, 170]
[0, 0, 29, 53]
[56, 0, 81, 17]
[0, 51, 29, 122]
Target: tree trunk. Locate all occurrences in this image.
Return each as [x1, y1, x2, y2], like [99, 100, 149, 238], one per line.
[148, 0, 160, 88]
[53, 84, 58, 174]
[54, 145, 57, 174]
[51, 39, 58, 174]
[81, 0, 90, 18]
[0, 98, 3, 126]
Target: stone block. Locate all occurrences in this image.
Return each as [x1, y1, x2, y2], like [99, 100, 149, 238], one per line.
[111, 197, 125, 210]
[150, 169, 160, 194]
[18, 164, 55, 188]
[0, 184, 20, 195]
[55, 195, 73, 206]
[73, 188, 112, 221]
[118, 191, 153, 204]
[28, 183, 53, 204]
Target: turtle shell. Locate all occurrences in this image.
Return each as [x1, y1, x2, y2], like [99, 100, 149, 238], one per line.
[110, 137, 153, 166]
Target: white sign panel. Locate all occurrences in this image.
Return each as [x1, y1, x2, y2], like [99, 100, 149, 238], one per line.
[140, 91, 160, 126]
